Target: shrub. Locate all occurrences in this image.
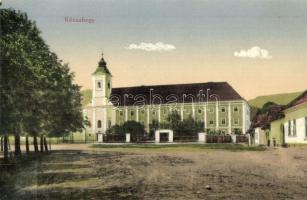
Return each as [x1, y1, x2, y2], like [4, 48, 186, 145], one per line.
[106, 121, 146, 142]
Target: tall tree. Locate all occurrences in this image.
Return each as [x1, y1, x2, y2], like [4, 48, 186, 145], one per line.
[0, 9, 85, 159]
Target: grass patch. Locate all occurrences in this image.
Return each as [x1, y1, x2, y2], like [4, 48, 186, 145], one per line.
[91, 143, 266, 152]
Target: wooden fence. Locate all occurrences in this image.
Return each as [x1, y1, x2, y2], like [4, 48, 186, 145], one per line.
[236, 135, 249, 143]
[103, 134, 126, 143]
[173, 136, 198, 142]
[206, 135, 232, 143]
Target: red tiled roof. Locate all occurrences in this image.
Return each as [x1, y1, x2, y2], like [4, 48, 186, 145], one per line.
[286, 90, 307, 109]
[110, 82, 244, 106]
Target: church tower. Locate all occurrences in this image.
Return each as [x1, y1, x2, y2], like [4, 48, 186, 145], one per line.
[91, 53, 112, 134]
[92, 53, 112, 107]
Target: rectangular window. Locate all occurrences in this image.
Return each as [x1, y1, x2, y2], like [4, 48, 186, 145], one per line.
[234, 107, 238, 112]
[97, 82, 101, 88]
[221, 107, 226, 112]
[221, 119, 226, 125]
[293, 120, 296, 136]
[234, 119, 239, 125]
[209, 120, 214, 125]
[288, 121, 291, 136]
[131, 111, 134, 116]
[198, 109, 202, 114]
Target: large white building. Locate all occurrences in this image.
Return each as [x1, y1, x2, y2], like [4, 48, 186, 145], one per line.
[82, 54, 251, 141]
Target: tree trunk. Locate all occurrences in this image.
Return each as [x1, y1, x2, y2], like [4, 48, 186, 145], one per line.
[3, 135, 9, 162]
[25, 135, 30, 154]
[14, 134, 22, 156]
[33, 135, 38, 153]
[1, 136, 3, 152]
[40, 136, 44, 152]
[7, 137, 11, 150]
[43, 137, 48, 152]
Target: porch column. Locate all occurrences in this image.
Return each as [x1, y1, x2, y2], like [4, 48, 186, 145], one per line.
[136, 107, 139, 122]
[158, 106, 161, 123]
[242, 102, 246, 134]
[204, 104, 207, 130]
[215, 102, 219, 130]
[228, 102, 232, 134]
[192, 103, 195, 119]
[125, 107, 128, 121]
[180, 105, 184, 121]
[147, 106, 150, 126]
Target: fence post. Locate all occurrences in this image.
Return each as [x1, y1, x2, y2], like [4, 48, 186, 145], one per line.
[231, 134, 237, 144]
[247, 134, 251, 146]
[126, 133, 131, 143]
[97, 133, 103, 143]
[155, 130, 160, 143]
[168, 130, 173, 143]
[198, 132, 206, 143]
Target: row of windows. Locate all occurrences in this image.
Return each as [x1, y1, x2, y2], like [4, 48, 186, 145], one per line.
[99, 118, 240, 128]
[118, 106, 240, 116]
[96, 120, 111, 129]
[115, 117, 239, 126]
[209, 119, 239, 125]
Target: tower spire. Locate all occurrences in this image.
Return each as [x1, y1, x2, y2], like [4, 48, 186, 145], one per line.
[93, 51, 111, 75]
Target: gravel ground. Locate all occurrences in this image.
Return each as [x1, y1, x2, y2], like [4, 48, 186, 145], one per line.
[1, 144, 307, 200]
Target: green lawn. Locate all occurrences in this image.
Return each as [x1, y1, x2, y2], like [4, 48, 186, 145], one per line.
[91, 143, 266, 152]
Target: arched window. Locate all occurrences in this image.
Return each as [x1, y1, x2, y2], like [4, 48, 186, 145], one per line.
[97, 120, 102, 128]
[97, 82, 101, 88]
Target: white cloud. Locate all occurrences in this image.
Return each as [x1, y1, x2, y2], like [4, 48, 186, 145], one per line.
[234, 46, 272, 59]
[127, 42, 176, 52]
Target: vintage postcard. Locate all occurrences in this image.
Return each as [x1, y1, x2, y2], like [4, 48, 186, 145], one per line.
[1, 0, 307, 199]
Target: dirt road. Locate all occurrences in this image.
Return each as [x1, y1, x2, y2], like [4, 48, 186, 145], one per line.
[1, 144, 307, 199]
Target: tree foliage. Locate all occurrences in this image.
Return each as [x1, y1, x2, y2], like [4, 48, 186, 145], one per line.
[107, 121, 145, 142]
[0, 8, 85, 159]
[148, 111, 204, 137]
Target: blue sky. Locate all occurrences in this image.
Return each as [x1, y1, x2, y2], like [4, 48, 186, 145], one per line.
[3, 0, 307, 99]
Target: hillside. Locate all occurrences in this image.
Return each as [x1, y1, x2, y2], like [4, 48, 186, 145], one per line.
[248, 91, 302, 108]
[81, 89, 92, 107]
